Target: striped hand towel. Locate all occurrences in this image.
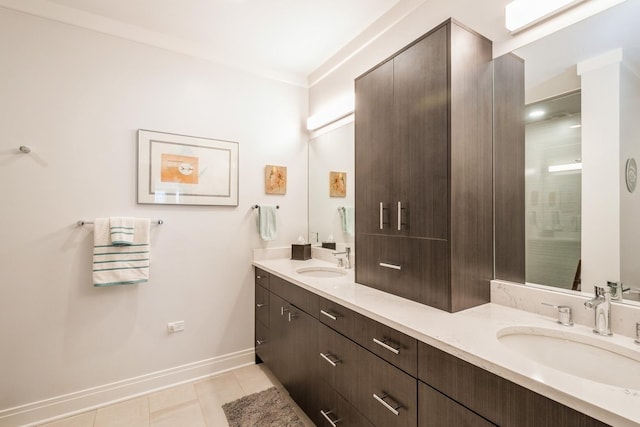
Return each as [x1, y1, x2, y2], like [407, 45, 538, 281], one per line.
[110, 217, 135, 245]
[93, 218, 151, 287]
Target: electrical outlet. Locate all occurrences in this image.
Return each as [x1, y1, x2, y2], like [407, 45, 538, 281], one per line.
[167, 320, 185, 333]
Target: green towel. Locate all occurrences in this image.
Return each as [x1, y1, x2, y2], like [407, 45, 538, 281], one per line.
[339, 206, 354, 236]
[259, 205, 277, 241]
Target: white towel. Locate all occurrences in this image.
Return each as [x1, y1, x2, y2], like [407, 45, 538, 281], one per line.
[339, 206, 355, 237]
[93, 218, 151, 287]
[110, 217, 135, 245]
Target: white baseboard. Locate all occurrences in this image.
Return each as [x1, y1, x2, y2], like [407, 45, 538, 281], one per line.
[0, 347, 255, 427]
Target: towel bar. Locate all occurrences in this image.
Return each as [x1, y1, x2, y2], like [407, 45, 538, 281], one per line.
[252, 205, 279, 209]
[77, 219, 163, 226]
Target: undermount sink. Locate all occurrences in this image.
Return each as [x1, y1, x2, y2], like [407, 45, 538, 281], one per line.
[497, 326, 640, 390]
[296, 266, 347, 278]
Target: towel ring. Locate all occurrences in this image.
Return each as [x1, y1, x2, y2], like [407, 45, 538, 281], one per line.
[252, 205, 279, 209]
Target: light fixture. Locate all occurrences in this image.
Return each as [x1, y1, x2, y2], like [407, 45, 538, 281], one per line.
[307, 94, 355, 131]
[505, 0, 585, 32]
[548, 162, 582, 173]
[528, 109, 545, 119]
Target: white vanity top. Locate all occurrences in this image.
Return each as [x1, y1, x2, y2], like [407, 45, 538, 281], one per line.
[253, 256, 640, 427]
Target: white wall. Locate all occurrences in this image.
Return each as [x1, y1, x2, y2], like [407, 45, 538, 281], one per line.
[0, 8, 308, 423]
[578, 50, 621, 288]
[620, 62, 640, 288]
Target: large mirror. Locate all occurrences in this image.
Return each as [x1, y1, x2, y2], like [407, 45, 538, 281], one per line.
[515, 0, 640, 303]
[308, 121, 355, 250]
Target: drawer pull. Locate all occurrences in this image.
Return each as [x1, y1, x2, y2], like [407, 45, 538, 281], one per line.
[320, 409, 342, 426]
[256, 275, 262, 279]
[320, 352, 340, 367]
[373, 393, 401, 416]
[379, 262, 401, 270]
[256, 303, 267, 308]
[373, 338, 400, 355]
[256, 339, 267, 345]
[320, 309, 338, 321]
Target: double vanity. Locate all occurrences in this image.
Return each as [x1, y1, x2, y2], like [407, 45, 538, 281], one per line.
[253, 253, 640, 427]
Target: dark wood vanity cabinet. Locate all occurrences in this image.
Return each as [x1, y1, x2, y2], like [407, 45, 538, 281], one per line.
[418, 343, 609, 427]
[355, 19, 494, 313]
[254, 268, 270, 364]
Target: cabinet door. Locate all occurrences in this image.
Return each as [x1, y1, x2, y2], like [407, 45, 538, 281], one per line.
[255, 319, 270, 364]
[318, 323, 359, 403]
[268, 293, 291, 388]
[419, 382, 495, 427]
[287, 304, 320, 426]
[394, 25, 449, 240]
[355, 59, 397, 236]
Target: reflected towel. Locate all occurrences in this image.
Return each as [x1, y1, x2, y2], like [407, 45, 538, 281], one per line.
[339, 206, 354, 237]
[259, 205, 277, 241]
[110, 217, 135, 245]
[93, 218, 151, 287]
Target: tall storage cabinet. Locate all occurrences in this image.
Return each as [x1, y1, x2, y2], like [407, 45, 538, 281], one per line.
[355, 19, 493, 312]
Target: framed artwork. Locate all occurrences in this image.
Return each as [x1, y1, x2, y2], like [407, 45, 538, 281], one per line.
[329, 171, 346, 197]
[265, 165, 287, 194]
[137, 129, 239, 206]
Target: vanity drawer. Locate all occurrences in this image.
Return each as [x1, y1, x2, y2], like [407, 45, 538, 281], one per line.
[354, 313, 417, 377]
[319, 296, 417, 376]
[356, 346, 417, 427]
[255, 267, 270, 290]
[255, 284, 269, 328]
[318, 323, 359, 402]
[318, 296, 358, 338]
[419, 381, 495, 426]
[318, 380, 374, 427]
[270, 275, 319, 318]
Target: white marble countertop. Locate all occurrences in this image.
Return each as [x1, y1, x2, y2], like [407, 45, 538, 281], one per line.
[253, 257, 640, 427]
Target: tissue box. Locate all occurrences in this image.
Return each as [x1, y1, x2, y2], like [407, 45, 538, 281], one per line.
[291, 243, 311, 260]
[321, 242, 336, 250]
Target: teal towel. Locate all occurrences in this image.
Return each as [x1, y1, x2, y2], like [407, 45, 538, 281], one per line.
[259, 205, 277, 241]
[339, 206, 354, 236]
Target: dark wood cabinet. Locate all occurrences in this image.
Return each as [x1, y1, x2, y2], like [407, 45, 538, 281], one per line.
[417, 342, 609, 427]
[419, 382, 495, 426]
[355, 19, 493, 312]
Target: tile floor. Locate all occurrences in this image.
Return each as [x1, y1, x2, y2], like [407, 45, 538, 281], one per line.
[38, 364, 315, 427]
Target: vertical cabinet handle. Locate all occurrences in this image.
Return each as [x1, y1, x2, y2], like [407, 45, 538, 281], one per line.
[288, 312, 297, 322]
[397, 201, 402, 231]
[320, 409, 342, 426]
[372, 338, 400, 355]
[280, 306, 289, 316]
[379, 202, 384, 230]
[320, 309, 338, 321]
[373, 393, 401, 416]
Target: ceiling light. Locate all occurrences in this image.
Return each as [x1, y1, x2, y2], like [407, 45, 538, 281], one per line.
[505, 0, 584, 32]
[528, 109, 545, 119]
[548, 162, 582, 173]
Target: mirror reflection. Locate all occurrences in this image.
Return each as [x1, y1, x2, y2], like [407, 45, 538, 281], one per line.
[515, 0, 640, 303]
[308, 121, 355, 250]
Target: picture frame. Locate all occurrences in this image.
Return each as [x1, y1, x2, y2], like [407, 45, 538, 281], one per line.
[137, 129, 239, 206]
[329, 171, 347, 197]
[264, 165, 287, 195]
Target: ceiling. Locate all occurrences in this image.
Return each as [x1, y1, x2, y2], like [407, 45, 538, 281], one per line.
[40, 0, 405, 83]
[1, 0, 635, 87]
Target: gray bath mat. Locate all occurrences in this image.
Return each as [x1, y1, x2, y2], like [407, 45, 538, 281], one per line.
[222, 387, 304, 427]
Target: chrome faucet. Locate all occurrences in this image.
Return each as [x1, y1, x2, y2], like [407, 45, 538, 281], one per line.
[332, 247, 351, 269]
[584, 285, 613, 336]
